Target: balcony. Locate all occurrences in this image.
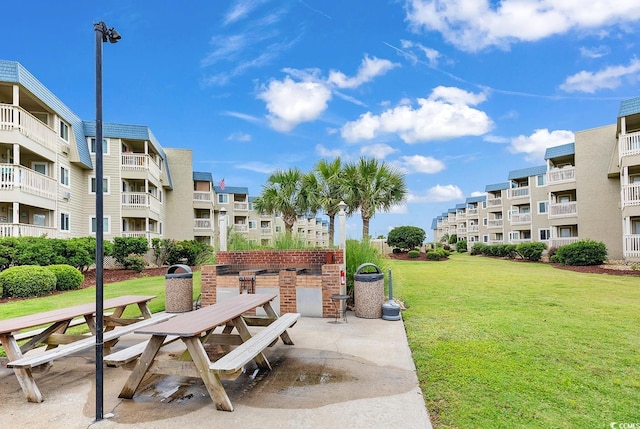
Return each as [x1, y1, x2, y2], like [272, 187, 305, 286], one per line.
[121, 192, 162, 214]
[193, 191, 212, 202]
[622, 183, 640, 207]
[467, 208, 479, 216]
[508, 187, 530, 199]
[0, 104, 57, 151]
[233, 224, 248, 233]
[619, 131, 640, 158]
[0, 223, 57, 238]
[0, 164, 57, 199]
[457, 227, 467, 234]
[549, 202, 577, 218]
[194, 218, 212, 229]
[456, 213, 466, 220]
[234, 202, 248, 211]
[260, 227, 272, 235]
[121, 153, 161, 179]
[121, 231, 161, 241]
[550, 237, 579, 248]
[487, 197, 502, 208]
[468, 225, 480, 233]
[511, 213, 532, 224]
[623, 234, 640, 259]
[547, 167, 575, 184]
[487, 219, 503, 228]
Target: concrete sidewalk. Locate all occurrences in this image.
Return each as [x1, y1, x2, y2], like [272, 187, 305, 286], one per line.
[0, 314, 432, 429]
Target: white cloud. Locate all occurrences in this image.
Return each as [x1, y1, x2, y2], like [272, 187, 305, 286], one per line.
[400, 155, 446, 174]
[316, 144, 343, 158]
[400, 40, 441, 67]
[258, 77, 332, 131]
[405, 0, 640, 52]
[484, 135, 510, 144]
[328, 55, 399, 89]
[226, 132, 252, 142]
[341, 86, 492, 143]
[559, 58, 640, 93]
[509, 129, 575, 161]
[222, 111, 262, 124]
[236, 161, 275, 174]
[223, 0, 268, 25]
[360, 143, 398, 159]
[388, 204, 409, 214]
[408, 184, 464, 203]
[579, 45, 609, 59]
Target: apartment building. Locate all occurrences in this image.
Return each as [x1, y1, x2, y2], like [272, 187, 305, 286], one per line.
[432, 98, 640, 261]
[0, 60, 328, 249]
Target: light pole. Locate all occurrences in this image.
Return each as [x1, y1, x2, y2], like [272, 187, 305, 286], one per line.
[219, 208, 227, 251]
[94, 21, 120, 422]
[338, 201, 347, 295]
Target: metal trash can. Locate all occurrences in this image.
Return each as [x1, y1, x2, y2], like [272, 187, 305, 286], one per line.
[354, 263, 384, 319]
[165, 264, 193, 313]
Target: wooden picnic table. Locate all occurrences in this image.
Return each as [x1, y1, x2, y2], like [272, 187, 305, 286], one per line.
[115, 293, 299, 411]
[0, 295, 156, 403]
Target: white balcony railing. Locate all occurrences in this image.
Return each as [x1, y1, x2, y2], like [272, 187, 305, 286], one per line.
[122, 192, 162, 213]
[511, 213, 532, 224]
[0, 223, 57, 238]
[456, 213, 466, 220]
[548, 167, 576, 184]
[233, 224, 248, 233]
[121, 231, 161, 241]
[468, 225, 480, 233]
[619, 131, 640, 158]
[234, 202, 248, 211]
[457, 227, 467, 234]
[487, 219, 503, 228]
[549, 201, 577, 218]
[550, 237, 580, 248]
[487, 197, 502, 207]
[508, 187, 530, 199]
[194, 218, 212, 229]
[0, 104, 58, 151]
[261, 227, 272, 234]
[121, 153, 161, 179]
[623, 234, 640, 258]
[622, 183, 640, 207]
[0, 164, 57, 199]
[193, 191, 212, 202]
[467, 208, 479, 216]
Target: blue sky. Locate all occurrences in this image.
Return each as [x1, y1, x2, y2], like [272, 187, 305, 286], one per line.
[4, 1, 640, 240]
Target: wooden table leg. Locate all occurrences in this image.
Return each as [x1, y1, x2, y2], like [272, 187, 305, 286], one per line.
[118, 334, 166, 399]
[231, 317, 271, 371]
[262, 302, 294, 345]
[183, 337, 234, 412]
[137, 302, 152, 319]
[0, 334, 43, 403]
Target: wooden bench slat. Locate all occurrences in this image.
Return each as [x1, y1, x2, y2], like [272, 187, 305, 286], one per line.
[209, 313, 299, 373]
[7, 313, 176, 369]
[105, 335, 180, 366]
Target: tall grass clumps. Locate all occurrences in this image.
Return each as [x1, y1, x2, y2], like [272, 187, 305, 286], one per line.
[345, 239, 387, 296]
[0, 265, 56, 298]
[551, 239, 607, 265]
[47, 264, 84, 291]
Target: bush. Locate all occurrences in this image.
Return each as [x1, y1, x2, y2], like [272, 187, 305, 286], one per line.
[346, 239, 387, 299]
[123, 254, 146, 273]
[516, 242, 547, 262]
[554, 240, 607, 266]
[392, 247, 402, 254]
[470, 243, 487, 255]
[448, 234, 458, 245]
[167, 240, 212, 266]
[408, 249, 420, 258]
[455, 240, 468, 253]
[426, 249, 450, 261]
[387, 226, 426, 251]
[0, 265, 56, 298]
[47, 264, 84, 291]
[112, 237, 149, 265]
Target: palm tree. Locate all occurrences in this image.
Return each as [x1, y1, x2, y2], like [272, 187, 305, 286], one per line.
[312, 158, 345, 246]
[252, 168, 317, 236]
[343, 157, 407, 240]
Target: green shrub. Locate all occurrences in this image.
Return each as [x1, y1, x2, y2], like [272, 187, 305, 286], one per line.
[112, 237, 149, 265]
[387, 226, 426, 251]
[448, 234, 458, 245]
[426, 249, 450, 261]
[346, 239, 387, 298]
[0, 265, 56, 298]
[123, 254, 146, 272]
[392, 247, 402, 254]
[554, 240, 607, 266]
[47, 264, 84, 291]
[455, 240, 468, 253]
[516, 242, 547, 262]
[408, 249, 420, 258]
[167, 240, 212, 265]
[470, 243, 487, 255]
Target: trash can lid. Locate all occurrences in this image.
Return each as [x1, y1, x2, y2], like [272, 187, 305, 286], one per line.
[355, 263, 382, 275]
[165, 264, 193, 279]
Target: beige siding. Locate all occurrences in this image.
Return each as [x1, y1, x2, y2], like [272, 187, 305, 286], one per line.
[164, 148, 195, 241]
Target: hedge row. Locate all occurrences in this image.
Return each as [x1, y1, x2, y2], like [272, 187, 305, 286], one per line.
[470, 242, 547, 262]
[0, 264, 83, 298]
[470, 240, 607, 265]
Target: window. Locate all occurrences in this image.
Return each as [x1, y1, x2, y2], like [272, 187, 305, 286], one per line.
[90, 176, 109, 194]
[559, 227, 572, 238]
[538, 201, 548, 214]
[632, 219, 640, 234]
[559, 195, 571, 203]
[60, 213, 70, 231]
[33, 213, 46, 227]
[248, 221, 257, 229]
[539, 229, 550, 240]
[482, 201, 487, 209]
[90, 137, 108, 154]
[483, 235, 488, 243]
[536, 174, 546, 186]
[483, 218, 487, 226]
[59, 120, 69, 141]
[276, 226, 282, 233]
[218, 194, 228, 204]
[33, 112, 48, 125]
[91, 217, 110, 234]
[32, 162, 47, 175]
[60, 166, 70, 187]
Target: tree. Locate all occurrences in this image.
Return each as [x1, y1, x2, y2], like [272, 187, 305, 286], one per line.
[343, 157, 407, 239]
[252, 168, 316, 236]
[387, 226, 426, 251]
[311, 158, 345, 246]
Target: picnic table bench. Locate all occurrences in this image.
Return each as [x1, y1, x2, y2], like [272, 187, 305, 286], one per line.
[111, 293, 299, 411]
[0, 295, 158, 403]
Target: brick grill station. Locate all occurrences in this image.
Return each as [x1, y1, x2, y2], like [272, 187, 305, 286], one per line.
[201, 250, 344, 318]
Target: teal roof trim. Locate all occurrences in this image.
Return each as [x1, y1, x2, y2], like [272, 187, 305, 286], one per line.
[485, 182, 509, 192]
[619, 97, 640, 117]
[455, 203, 466, 209]
[466, 195, 485, 203]
[544, 143, 575, 159]
[193, 171, 212, 182]
[215, 186, 248, 194]
[508, 165, 547, 180]
[0, 60, 91, 169]
[431, 218, 438, 229]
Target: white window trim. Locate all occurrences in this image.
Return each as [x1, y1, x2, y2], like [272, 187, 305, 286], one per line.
[60, 212, 71, 232]
[218, 194, 229, 204]
[60, 166, 70, 188]
[89, 176, 110, 194]
[539, 228, 550, 241]
[537, 200, 548, 214]
[88, 137, 109, 155]
[90, 216, 111, 234]
[59, 120, 70, 142]
[31, 162, 48, 176]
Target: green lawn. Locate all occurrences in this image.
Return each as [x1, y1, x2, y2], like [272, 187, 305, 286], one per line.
[390, 254, 640, 428]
